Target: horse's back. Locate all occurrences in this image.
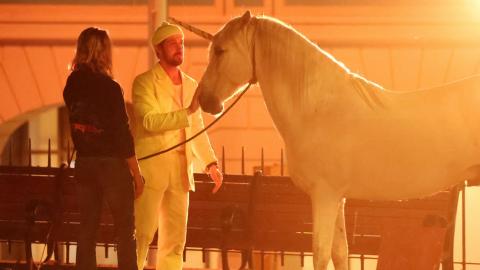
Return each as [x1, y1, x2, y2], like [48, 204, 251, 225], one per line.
[385, 74, 480, 107]
[290, 74, 480, 200]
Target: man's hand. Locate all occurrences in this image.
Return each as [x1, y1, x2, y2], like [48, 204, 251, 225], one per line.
[133, 173, 145, 199]
[188, 89, 200, 115]
[207, 164, 223, 193]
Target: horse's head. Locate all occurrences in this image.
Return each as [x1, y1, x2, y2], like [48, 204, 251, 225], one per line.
[197, 11, 256, 114]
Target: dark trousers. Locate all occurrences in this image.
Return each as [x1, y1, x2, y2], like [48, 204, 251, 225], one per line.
[75, 157, 138, 270]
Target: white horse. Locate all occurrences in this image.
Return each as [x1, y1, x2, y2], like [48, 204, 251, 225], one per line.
[188, 11, 480, 269]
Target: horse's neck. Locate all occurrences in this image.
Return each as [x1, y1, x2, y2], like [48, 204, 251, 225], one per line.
[254, 20, 350, 138]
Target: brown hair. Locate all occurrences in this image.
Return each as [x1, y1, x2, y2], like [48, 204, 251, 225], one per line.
[72, 27, 113, 77]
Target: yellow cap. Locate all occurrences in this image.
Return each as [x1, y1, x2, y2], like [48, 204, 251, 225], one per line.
[151, 22, 184, 46]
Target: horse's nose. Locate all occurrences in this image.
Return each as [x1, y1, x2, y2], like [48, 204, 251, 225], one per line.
[199, 91, 222, 114]
[198, 91, 207, 109]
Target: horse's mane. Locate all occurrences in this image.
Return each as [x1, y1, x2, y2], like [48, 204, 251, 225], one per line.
[256, 16, 348, 70]
[254, 16, 385, 112]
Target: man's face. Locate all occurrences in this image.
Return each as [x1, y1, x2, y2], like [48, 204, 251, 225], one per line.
[157, 34, 184, 66]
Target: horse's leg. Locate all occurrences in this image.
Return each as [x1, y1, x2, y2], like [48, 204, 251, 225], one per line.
[311, 186, 343, 270]
[331, 199, 348, 270]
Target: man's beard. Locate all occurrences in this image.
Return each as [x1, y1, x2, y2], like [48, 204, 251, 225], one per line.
[166, 53, 183, 66]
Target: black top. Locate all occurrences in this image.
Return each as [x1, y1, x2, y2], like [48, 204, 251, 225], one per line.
[63, 66, 135, 159]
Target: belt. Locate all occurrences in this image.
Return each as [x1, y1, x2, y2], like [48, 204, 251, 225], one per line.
[72, 123, 104, 134]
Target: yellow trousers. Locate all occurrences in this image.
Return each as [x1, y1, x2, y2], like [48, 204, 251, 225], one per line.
[135, 151, 189, 270]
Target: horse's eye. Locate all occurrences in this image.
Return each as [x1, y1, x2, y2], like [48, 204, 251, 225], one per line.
[214, 47, 225, 56]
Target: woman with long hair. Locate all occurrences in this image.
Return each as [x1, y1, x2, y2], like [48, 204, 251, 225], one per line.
[63, 27, 143, 270]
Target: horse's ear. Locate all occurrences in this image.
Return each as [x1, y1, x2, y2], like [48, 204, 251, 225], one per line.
[241, 10, 251, 22]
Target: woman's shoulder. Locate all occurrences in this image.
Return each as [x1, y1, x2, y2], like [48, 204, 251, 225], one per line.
[66, 68, 120, 95]
[84, 69, 120, 90]
[64, 69, 84, 90]
[67, 67, 96, 83]
[100, 76, 124, 98]
[66, 68, 82, 80]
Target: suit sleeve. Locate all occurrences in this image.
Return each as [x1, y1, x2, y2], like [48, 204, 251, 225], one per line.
[132, 76, 190, 133]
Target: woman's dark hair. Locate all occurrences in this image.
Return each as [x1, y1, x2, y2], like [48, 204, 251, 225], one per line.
[72, 27, 112, 77]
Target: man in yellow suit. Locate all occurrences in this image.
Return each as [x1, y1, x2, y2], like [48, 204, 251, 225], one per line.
[132, 22, 223, 270]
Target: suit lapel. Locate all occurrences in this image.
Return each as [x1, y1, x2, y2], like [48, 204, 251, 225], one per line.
[153, 63, 186, 108]
[153, 63, 176, 104]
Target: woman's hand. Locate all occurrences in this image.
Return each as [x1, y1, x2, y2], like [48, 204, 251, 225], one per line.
[126, 155, 144, 199]
[133, 173, 145, 199]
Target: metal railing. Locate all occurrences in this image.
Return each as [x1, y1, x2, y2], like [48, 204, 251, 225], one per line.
[0, 139, 478, 269]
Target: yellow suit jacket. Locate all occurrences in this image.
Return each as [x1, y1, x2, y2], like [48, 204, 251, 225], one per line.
[132, 63, 217, 191]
